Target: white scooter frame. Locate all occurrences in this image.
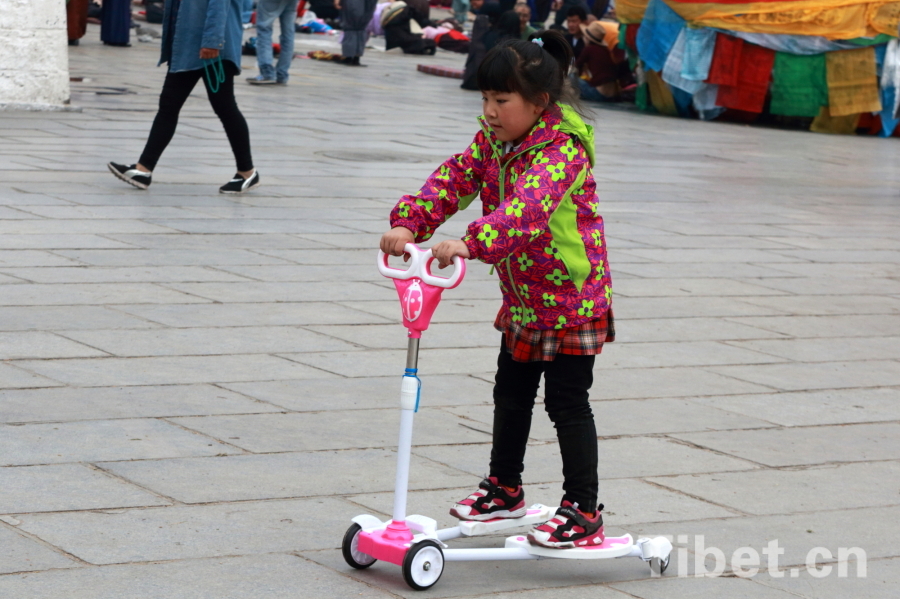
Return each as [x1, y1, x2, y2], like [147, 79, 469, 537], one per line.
[342, 244, 673, 591]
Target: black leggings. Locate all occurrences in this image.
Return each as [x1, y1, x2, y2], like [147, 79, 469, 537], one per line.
[490, 339, 599, 509]
[139, 61, 253, 172]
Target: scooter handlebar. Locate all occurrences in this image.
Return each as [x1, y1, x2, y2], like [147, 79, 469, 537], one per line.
[377, 243, 466, 289]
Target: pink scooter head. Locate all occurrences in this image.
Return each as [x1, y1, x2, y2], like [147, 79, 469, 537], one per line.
[377, 243, 466, 338]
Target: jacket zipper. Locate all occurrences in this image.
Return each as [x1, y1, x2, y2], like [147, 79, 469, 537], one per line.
[494, 141, 550, 322]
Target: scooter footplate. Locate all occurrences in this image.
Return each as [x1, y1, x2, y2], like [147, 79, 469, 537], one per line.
[505, 534, 635, 560]
[458, 505, 555, 536]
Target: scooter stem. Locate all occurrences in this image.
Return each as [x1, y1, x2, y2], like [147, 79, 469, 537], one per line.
[390, 336, 421, 528]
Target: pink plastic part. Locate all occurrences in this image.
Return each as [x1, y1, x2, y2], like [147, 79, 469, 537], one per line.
[357, 521, 414, 566]
[392, 277, 445, 337]
[581, 534, 630, 550]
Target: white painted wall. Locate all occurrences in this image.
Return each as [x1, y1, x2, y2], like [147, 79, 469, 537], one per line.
[0, 0, 71, 109]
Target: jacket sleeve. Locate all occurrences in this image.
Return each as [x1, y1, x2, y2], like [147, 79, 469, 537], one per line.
[462, 138, 585, 264]
[201, 0, 227, 50]
[389, 131, 488, 242]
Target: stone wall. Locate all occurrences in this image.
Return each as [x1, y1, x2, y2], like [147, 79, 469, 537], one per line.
[0, 0, 70, 109]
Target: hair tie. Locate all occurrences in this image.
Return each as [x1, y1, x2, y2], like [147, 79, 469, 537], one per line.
[532, 38, 544, 48]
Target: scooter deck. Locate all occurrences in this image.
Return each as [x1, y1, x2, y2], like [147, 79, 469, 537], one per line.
[505, 533, 636, 560]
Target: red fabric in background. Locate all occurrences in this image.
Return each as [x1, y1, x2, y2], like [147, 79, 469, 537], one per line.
[706, 33, 742, 87]
[625, 24, 640, 52]
[715, 42, 776, 113]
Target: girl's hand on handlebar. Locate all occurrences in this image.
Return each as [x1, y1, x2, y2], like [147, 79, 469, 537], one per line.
[431, 240, 470, 268]
[380, 227, 415, 260]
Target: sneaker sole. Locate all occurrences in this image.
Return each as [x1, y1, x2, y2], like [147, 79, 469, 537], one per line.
[219, 180, 261, 195]
[526, 529, 605, 549]
[107, 163, 149, 190]
[450, 506, 527, 521]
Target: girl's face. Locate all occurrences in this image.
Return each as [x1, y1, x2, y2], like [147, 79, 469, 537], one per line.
[482, 90, 546, 144]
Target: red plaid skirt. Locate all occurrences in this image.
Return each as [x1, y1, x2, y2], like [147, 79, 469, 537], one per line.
[495, 307, 615, 363]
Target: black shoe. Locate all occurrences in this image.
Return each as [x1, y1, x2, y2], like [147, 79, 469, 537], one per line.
[108, 162, 151, 189]
[219, 170, 260, 194]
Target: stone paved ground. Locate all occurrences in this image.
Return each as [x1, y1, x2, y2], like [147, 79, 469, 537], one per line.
[1, 23, 899, 599]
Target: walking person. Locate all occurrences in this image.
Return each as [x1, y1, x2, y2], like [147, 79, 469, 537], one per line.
[247, 0, 301, 84]
[108, 0, 260, 194]
[336, 0, 378, 65]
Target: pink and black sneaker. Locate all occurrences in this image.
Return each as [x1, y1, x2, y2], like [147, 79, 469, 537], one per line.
[528, 501, 605, 548]
[449, 477, 527, 521]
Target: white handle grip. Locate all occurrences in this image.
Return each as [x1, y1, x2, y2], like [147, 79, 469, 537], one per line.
[377, 243, 466, 289]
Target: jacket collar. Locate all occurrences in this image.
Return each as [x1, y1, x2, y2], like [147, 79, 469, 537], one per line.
[478, 105, 564, 160]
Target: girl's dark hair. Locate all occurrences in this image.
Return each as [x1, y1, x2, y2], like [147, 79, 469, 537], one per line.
[475, 29, 581, 112]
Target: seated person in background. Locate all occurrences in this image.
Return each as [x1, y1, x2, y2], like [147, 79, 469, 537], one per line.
[483, 10, 522, 50]
[563, 5, 588, 59]
[551, 0, 589, 28]
[514, 2, 537, 38]
[574, 20, 627, 101]
[460, 7, 519, 89]
[382, 0, 437, 54]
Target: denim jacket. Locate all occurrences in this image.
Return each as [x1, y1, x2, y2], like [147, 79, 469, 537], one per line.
[159, 0, 244, 73]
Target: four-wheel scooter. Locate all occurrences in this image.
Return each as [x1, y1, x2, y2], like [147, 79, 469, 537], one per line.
[341, 243, 673, 591]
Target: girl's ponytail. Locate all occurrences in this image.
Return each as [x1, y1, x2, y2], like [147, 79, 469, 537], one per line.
[528, 29, 573, 88]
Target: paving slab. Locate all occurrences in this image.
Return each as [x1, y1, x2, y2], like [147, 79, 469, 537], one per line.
[612, 317, 789, 343]
[413, 436, 756, 483]
[12, 354, 332, 386]
[170, 408, 491, 453]
[0, 306, 161, 332]
[0, 552, 397, 599]
[102, 449, 475, 504]
[687, 387, 900, 427]
[595, 341, 786, 370]
[447, 397, 775, 439]
[738, 295, 900, 316]
[0, 363, 63, 389]
[724, 314, 900, 339]
[280, 347, 499, 378]
[627, 505, 900, 570]
[648, 460, 900, 515]
[220, 374, 494, 411]
[0, 384, 279, 424]
[725, 336, 900, 362]
[673, 422, 900, 467]
[159, 280, 394, 303]
[15, 497, 366, 564]
[705, 360, 900, 391]
[305, 322, 502, 349]
[0, 464, 169, 514]
[757, 556, 899, 599]
[0, 332, 106, 360]
[0, 266, 254, 284]
[0, 283, 207, 306]
[0, 526, 78, 575]
[610, 576, 801, 599]
[0, 419, 240, 466]
[112, 301, 392, 327]
[58, 326, 360, 357]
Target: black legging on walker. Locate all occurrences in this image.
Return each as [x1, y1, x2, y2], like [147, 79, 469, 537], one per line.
[139, 61, 253, 173]
[490, 339, 599, 509]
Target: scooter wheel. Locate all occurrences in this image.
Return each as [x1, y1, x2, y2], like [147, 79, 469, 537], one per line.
[651, 554, 670, 575]
[342, 523, 376, 569]
[402, 539, 444, 591]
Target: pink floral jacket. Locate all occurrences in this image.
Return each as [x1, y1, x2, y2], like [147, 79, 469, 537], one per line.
[389, 104, 612, 331]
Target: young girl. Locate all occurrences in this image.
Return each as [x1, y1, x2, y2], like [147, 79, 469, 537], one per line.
[380, 30, 613, 549]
